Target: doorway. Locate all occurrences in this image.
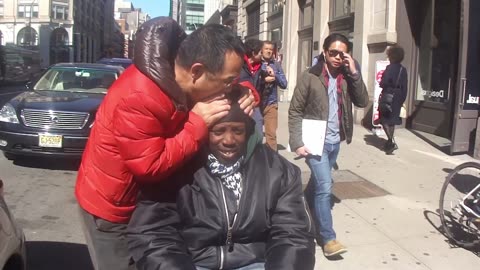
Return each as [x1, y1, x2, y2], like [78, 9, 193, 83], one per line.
[410, 0, 460, 139]
[408, 0, 480, 153]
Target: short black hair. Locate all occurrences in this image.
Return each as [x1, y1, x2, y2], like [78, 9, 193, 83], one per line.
[387, 45, 405, 63]
[244, 38, 264, 58]
[323, 33, 351, 52]
[177, 24, 245, 73]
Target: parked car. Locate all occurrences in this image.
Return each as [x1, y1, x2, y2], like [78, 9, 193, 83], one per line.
[96, 58, 133, 69]
[0, 63, 124, 160]
[0, 179, 26, 270]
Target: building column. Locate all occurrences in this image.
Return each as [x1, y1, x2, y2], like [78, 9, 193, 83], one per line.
[259, 0, 269, 40]
[283, 0, 300, 101]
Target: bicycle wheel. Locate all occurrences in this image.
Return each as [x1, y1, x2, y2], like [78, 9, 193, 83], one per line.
[439, 162, 480, 249]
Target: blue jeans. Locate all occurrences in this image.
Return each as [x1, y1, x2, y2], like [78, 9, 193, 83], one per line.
[196, 262, 265, 270]
[306, 142, 340, 243]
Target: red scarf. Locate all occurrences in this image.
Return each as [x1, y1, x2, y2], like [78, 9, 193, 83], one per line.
[244, 55, 261, 74]
[323, 66, 344, 126]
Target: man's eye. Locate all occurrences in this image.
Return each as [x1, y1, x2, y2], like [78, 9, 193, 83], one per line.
[234, 129, 245, 135]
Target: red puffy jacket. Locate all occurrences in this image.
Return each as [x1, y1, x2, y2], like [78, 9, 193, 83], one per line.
[75, 18, 207, 223]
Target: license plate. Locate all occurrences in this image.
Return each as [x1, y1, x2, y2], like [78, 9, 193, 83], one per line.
[38, 134, 63, 148]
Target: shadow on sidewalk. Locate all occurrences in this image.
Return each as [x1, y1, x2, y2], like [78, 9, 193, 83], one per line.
[363, 134, 387, 151]
[11, 157, 80, 171]
[26, 241, 94, 270]
[423, 210, 480, 256]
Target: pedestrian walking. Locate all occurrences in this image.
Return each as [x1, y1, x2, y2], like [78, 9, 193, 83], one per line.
[127, 87, 315, 270]
[238, 38, 264, 135]
[75, 17, 255, 270]
[259, 41, 287, 151]
[288, 33, 368, 257]
[379, 45, 408, 154]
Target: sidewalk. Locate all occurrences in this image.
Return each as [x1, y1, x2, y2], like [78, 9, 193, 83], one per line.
[276, 102, 480, 269]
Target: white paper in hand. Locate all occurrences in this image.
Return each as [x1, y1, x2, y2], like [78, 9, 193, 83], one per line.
[302, 119, 327, 156]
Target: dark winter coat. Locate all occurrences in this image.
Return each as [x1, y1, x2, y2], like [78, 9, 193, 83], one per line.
[127, 137, 315, 270]
[379, 63, 408, 125]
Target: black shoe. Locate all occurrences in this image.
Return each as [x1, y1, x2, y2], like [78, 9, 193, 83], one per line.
[385, 142, 398, 155]
[383, 140, 392, 151]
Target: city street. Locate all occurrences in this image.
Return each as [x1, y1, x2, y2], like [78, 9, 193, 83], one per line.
[0, 155, 90, 270]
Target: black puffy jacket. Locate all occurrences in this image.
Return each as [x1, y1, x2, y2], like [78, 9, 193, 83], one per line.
[127, 142, 315, 270]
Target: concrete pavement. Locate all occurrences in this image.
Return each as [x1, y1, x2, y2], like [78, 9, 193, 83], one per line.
[276, 102, 480, 269]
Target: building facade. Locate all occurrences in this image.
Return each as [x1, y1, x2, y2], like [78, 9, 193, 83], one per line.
[114, 0, 150, 58]
[0, 0, 117, 67]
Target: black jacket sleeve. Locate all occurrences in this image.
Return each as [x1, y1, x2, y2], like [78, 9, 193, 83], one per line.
[265, 163, 316, 270]
[127, 199, 196, 270]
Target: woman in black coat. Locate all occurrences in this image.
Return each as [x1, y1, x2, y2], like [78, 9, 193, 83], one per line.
[379, 46, 408, 154]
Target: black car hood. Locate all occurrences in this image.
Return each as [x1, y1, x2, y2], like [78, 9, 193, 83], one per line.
[9, 90, 105, 113]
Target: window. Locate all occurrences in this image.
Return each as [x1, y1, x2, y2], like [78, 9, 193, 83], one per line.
[185, 14, 204, 32]
[18, 4, 39, 18]
[270, 0, 284, 14]
[331, 0, 352, 19]
[186, 0, 204, 4]
[17, 27, 38, 47]
[0, 0, 4, 17]
[247, 1, 260, 37]
[52, 4, 69, 20]
[299, 0, 314, 28]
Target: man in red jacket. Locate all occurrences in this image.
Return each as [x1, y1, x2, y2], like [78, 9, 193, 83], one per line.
[75, 18, 254, 270]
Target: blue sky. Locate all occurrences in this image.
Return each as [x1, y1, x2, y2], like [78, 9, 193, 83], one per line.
[132, 0, 170, 18]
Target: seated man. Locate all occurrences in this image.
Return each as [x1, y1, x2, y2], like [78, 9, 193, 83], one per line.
[127, 85, 315, 270]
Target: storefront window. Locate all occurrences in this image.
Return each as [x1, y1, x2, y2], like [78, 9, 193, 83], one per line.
[416, 0, 459, 103]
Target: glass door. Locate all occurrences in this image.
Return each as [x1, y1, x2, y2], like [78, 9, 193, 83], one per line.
[411, 0, 460, 139]
[451, 0, 480, 153]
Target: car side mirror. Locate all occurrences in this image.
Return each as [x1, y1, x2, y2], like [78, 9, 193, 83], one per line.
[25, 81, 34, 90]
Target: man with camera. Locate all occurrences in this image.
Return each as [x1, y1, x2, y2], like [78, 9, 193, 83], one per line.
[288, 33, 368, 257]
[259, 41, 287, 151]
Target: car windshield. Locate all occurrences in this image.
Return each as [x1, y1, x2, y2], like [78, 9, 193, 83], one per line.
[33, 67, 118, 93]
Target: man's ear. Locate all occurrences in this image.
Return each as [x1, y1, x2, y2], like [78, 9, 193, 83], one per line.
[190, 63, 206, 82]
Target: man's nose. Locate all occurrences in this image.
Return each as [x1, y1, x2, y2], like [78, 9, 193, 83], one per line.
[223, 133, 235, 145]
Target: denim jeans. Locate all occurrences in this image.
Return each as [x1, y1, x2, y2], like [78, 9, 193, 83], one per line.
[196, 262, 265, 270]
[306, 142, 340, 244]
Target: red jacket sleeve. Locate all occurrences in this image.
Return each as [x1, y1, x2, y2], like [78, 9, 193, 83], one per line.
[112, 92, 208, 182]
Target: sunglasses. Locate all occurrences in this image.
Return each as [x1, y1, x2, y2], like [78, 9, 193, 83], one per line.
[327, 50, 345, 58]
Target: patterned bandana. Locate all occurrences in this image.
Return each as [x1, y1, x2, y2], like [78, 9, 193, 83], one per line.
[207, 154, 244, 206]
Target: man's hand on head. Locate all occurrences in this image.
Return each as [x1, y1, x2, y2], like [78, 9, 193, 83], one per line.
[238, 88, 256, 116]
[192, 96, 231, 128]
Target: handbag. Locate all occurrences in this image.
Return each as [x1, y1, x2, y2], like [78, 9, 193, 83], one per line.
[379, 67, 403, 113]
